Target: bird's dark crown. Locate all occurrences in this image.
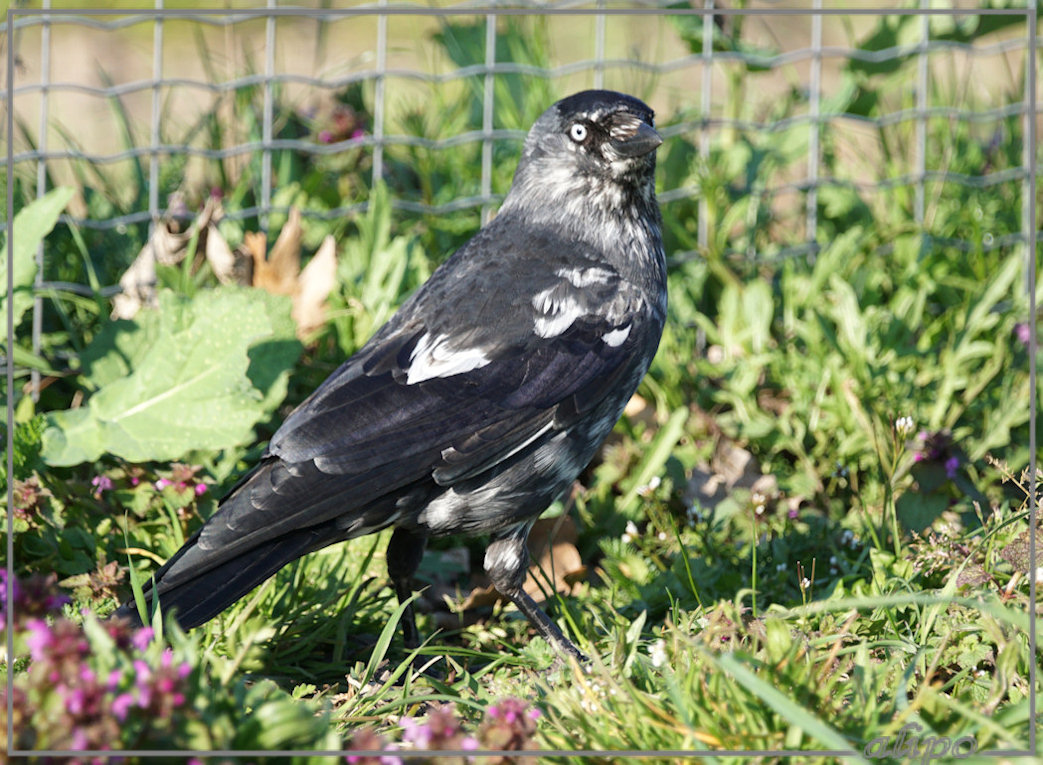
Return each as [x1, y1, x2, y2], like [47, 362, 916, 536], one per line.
[551, 89, 655, 129]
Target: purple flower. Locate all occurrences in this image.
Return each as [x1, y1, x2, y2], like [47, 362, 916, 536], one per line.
[1014, 322, 1032, 347]
[133, 659, 151, 690]
[194, 483, 208, 496]
[91, 475, 114, 498]
[460, 736, 480, 750]
[107, 669, 123, 690]
[63, 684, 88, 714]
[154, 478, 172, 490]
[945, 456, 960, 479]
[400, 717, 432, 748]
[787, 507, 799, 520]
[132, 627, 154, 652]
[24, 618, 52, 661]
[319, 129, 333, 144]
[488, 697, 527, 724]
[112, 692, 135, 721]
[0, 570, 16, 631]
[351, 128, 365, 140]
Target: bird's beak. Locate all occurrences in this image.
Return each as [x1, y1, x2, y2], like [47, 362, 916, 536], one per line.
[610, 122, 663, 158]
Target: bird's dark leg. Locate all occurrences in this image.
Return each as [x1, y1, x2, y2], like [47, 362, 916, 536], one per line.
[386, 527, 429, 650]
[484, 532, 588, 664]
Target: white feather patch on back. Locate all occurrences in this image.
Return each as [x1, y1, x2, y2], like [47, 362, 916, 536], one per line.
[601, 324, 631, 347]
[406, 332, 491, 384]
[557, 266, 614, 288]
[531, 282, 587, 338]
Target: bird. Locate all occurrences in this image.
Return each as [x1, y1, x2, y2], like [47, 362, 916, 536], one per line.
[114, 89, 667, 664]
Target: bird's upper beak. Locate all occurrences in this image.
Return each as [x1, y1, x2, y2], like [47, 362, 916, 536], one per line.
[609, 121, 663, 158]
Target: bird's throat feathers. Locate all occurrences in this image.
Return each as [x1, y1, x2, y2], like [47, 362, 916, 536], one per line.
[499, 154, 663, 285]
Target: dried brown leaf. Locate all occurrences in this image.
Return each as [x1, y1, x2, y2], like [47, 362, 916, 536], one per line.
[204, 220, 246, 285]
[251, 207, 302, 295]
[292, 234, 337, 338]
[112, 196, 224, 318]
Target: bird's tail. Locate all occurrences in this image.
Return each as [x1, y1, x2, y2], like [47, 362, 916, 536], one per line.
[112, 523, 332, 629]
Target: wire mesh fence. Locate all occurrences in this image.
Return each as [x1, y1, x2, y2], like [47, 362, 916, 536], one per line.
[3, 2, 1041, 394]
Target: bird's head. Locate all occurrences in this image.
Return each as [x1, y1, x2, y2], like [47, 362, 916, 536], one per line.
[502, 90, 662, 224]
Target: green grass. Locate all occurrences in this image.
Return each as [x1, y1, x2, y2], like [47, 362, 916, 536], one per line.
[3, 9, 1041, 763]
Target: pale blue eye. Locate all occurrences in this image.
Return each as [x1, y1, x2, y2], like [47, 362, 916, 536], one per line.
[569, 123, 588, 142]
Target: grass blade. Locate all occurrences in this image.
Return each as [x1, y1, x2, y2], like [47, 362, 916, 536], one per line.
[714, 652, 866, 758]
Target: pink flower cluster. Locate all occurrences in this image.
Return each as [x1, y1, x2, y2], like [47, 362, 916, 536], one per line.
[344, 697, 541, 764]
[481, 697, 542, 753]
[109, 650, 193, 722]
[90, 463, 209, 500]
[317, 104, 366, 144]
[3, 573, 194, 757]
[912, 429, 961, 479]
[1, 570, 70, 632]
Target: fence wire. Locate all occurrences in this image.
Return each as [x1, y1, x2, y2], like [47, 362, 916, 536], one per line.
[2, 2, 1042, 396]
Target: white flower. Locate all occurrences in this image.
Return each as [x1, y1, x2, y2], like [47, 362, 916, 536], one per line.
[776, 562, 788, 572]
[622, 521, 640, 544]
[801, 577, 812, 590]
[637, 475, 662, 498]
[895, 416, 915, 439]
[649, 639, 668, 668]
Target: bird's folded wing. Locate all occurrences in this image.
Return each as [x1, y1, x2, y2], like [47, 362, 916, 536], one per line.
[194, 312, 648, 552]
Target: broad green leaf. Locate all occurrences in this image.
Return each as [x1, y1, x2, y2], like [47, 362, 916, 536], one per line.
[77, 317, 152, 390]
[42, 288, 282, 465]
[0, 186, 76, 330]
[243, 288, 303, 414]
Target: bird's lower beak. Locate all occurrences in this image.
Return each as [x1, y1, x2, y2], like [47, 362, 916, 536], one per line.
[610, 122, 663, 158]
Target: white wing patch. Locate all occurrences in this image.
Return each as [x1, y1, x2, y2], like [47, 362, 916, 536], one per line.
[557, 266, 614, 288]
[405, 333, 491, 384]
[532, 285, 584, 338]
[531, 267, 617, 339]
[534, 306, 583, 338]
[601, 325, 631, 347]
